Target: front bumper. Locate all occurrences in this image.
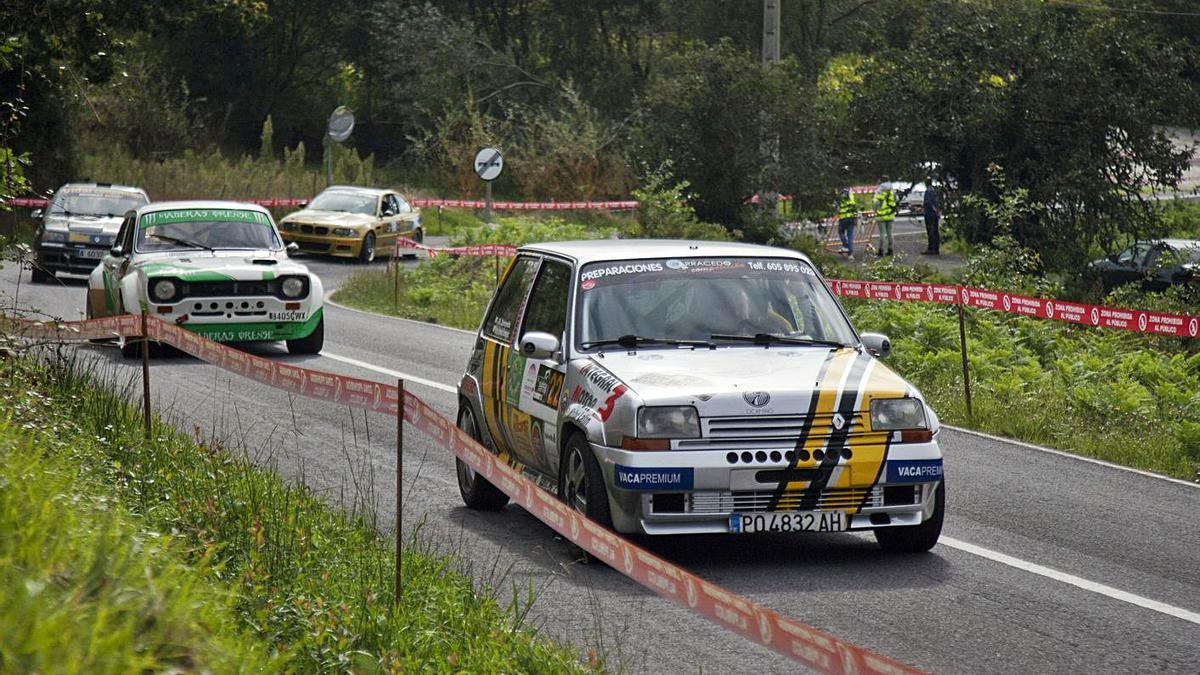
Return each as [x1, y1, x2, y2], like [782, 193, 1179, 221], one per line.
[150, 296, 322, 342]
[281, 232, 364, 258]
[36, 243, 108, 275]
[590, 440, 942, 535]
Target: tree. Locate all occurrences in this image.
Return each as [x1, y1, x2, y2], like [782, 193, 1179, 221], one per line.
[850, 0, 1196, 268]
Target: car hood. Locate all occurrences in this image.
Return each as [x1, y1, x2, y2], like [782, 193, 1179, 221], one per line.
[281, 210, 375, 227]
[132, 250, 310, 281]
[45, 214, 124, 235]
[579, 346, 916, 417]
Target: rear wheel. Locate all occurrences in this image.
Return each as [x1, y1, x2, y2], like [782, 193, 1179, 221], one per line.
[455, 406, 510, 510]
[358, 232, 376, 264]
[875, 481, 945, 553]
[121, 334, 145, 359]
[285, 315, 324, 355]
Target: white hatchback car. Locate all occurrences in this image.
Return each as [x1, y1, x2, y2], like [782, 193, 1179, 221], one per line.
[87, 201, 324, 356]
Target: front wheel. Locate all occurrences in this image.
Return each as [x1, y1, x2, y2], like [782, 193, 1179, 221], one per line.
[358, 231, 376, 264]
[559, 432, 612, 529]
[31, 264, 51, 283]
[286, 315, 324, 355]
[455, 406, 509, 510]
[875, 481, 945, 553]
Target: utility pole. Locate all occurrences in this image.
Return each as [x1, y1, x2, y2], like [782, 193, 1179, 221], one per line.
[759, 0, 782, 217]
[762, 0, 781, 66]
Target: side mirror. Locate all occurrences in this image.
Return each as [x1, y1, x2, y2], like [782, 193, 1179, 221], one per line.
[286, 242, 300, 255]
[30, 208, 43, 219]
[109, 245, 124, 257]
[860, 332, 891, 359]
[519, 331, 560, 360]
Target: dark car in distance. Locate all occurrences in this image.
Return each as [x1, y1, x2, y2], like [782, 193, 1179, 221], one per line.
[1088, 239, 1200, 292]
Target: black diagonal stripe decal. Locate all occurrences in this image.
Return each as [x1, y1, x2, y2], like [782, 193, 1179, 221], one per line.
[796, 352, 872, 512]
[766, 350, 838, 511]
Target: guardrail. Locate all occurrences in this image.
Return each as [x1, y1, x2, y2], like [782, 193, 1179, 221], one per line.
[2, 313, 924, 675]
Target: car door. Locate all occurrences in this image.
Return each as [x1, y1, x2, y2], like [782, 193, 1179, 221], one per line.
[95, 213, 136, 316]
[512, 257, 573, 475]
[378, 193, 402, 249]
[477, 255, 540, 465]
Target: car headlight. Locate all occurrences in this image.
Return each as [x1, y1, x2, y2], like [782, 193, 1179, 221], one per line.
[331, 227, 356, 237]
[280, 222, 296, 232]
[150, 279, 178, 303]
[41, 230, 67, 243]
[637, 406, 700, 439]
[280, 276, 307, 298]
[869, 398, 928, 431]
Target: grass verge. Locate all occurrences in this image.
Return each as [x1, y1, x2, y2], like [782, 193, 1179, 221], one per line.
[0, 349, 591, 672]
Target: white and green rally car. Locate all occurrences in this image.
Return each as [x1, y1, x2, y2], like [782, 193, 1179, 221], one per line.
[87, 201, 325, 356]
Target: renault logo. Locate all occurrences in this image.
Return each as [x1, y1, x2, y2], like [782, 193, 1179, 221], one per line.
[743, 391, 771, 408]
[832, 413, 846, 430]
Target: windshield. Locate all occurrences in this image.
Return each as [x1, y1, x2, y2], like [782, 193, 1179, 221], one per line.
[306, 190, 378, 215]
[136, 208, 281, 252]
[576, 257, 858, 349]
[50, 188, 147, 217]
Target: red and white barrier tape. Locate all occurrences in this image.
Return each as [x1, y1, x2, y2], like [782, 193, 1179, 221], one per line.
[3, 197, 637, 211]
[2, 313, 923, 674]
[391, 237, 518, 260]
[827, 279, 1200, 338]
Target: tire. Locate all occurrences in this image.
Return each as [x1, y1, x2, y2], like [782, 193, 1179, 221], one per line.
[875, 481, 945, 553]
[358, 231, 376, 264]
[31, 265, 51, 283]
[455, 405, 510, 510]
[286, 315, 324, 355]
[559, 432, 613, 529]
[402, 228, 422, 259]
[121, 336, 144, 359]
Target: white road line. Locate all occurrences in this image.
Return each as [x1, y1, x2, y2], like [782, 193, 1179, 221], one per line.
[944, 425, 1199, 489]
[269, 347, 1200, 626]
[940, 536, 1200, 627]
[321, 351, 458, 394]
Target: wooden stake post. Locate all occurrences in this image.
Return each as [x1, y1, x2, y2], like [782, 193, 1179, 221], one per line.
[141, 313, 152, 439]
[957, 302, 973, 419]
[395, 378, 404, 604]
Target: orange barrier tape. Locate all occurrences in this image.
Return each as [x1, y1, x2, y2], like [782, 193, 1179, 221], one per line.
[828, 278, 1200, 338]
[391, 238, 518, 259]
[3, 313, 924, 674]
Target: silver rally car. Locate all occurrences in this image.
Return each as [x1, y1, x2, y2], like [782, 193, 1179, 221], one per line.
[456, 240, 945, 552]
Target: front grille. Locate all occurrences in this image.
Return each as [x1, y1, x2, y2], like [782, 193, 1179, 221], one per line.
[297, 240, 330, 252]
[187, 280, 271, 297]
[677, 414, 886, 451]
[299, 224, 329, 235]
[687, 486, 883, 514]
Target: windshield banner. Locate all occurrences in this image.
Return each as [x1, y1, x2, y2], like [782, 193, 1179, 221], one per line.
[139, 209, 271, 228]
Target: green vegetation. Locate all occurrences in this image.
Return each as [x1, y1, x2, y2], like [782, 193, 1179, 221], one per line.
[0, 352, 590, 672]
[335, 217, 612, 327]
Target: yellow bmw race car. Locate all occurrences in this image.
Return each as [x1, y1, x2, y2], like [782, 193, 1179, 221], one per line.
[279, 186, 423, 263]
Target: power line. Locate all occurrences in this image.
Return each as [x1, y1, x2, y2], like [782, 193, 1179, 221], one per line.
[1044, 1, 1200, 17]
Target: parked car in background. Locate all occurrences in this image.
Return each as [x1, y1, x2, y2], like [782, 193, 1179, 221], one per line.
[87, 201, 324, 356]
[1088, 239, 1200, 292]
[31, 182, 150, 281]
[455, 240, 945, 553]
[277, 186, 422, 263]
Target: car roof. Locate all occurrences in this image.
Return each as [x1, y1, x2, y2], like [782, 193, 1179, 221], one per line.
[520, 239, 813, 266]
[57, 182, 147, 196]
[133, 200, 273, 217]
[1160, 238, 1200, 249]
[318, 185, 390, 197]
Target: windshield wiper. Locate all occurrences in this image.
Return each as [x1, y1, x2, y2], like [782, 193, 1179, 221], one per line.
[147, 234, 215, 252]
[580, 334, 715, 349]
[710, 333, 847, 348]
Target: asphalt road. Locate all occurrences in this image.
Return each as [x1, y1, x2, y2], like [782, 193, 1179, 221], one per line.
[3, 252, 1198, 674]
